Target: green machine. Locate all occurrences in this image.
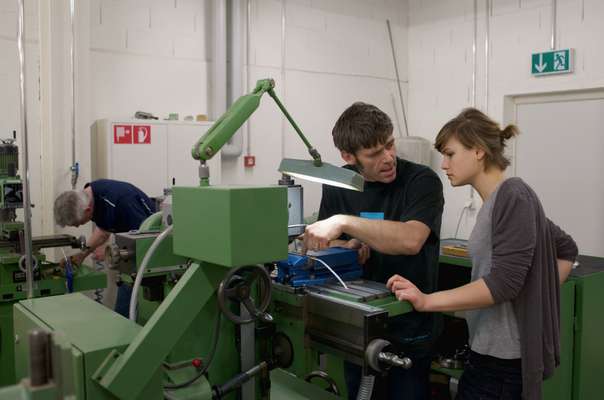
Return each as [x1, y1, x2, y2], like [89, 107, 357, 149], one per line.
[437, 241, 604, 400]
[0, 138, 107, 387]
[0, 80, 417, 400]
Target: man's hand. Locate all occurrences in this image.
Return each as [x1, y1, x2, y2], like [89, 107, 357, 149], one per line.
[59, 252, 87, 268]
[93, 245, 106, 261]
[303, 215, 347, 252]
[343, 238, 370, 265]
[386, 274, 428, 311]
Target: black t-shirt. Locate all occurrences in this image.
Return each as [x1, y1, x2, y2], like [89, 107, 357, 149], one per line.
[318, 157, 444, 346]
[86, 179, 155, 233]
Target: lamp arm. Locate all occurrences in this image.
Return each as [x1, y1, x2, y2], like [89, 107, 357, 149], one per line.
[267, 89, 322, 166]
[191, 79, 321, 167]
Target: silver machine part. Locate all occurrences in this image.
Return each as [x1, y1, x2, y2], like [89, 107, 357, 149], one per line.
[366, 338, 412, 373]
[287, 185, 304, 238]
[28, 330, 52, 387]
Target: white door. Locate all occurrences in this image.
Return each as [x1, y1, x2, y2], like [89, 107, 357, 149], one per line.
[515, 96, 604, 257]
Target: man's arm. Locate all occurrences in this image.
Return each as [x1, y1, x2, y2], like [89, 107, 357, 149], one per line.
[305, 215, 429, 255]
[305, 172, 442, 255]
[71, 227, 111, 265]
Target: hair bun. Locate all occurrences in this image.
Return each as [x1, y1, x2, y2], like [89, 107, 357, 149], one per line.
[501, 124, 519, 141]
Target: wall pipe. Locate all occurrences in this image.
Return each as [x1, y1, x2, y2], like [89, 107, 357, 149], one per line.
[245, 0, 252, 156]
[550, 0, 557, 50]
[69, 0, 79, 188]
[280, 0, 287, 158]
[386, 19, 409, 137]
[16, 0, 35, 298]
[222, 0, 244, 158]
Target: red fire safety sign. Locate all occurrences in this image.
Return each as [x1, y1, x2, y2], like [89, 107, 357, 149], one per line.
[114, 125, 151, 144]
[133, 125, 151, 144]
[114, 125, 132, 144]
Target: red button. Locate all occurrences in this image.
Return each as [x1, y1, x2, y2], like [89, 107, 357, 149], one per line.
[192, 358, 203, 369]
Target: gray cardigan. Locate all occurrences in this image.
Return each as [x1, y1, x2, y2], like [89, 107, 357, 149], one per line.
[482, 178, 578, 399]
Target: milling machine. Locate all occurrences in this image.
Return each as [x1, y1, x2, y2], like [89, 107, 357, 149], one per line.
[0, 80, 415, 400]
[0, 137, 107, 387]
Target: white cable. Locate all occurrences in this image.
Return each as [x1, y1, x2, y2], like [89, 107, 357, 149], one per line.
[308, 256, 348, 290]
[129, 225, 174, 321]
[60, 248, 69, 263]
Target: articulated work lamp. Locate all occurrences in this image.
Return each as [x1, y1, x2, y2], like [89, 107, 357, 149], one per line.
[191, 79, 364, 192]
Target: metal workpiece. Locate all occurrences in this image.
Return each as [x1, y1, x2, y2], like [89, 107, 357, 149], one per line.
[104, 244, 134, 271]
[107, 230, 187, 275]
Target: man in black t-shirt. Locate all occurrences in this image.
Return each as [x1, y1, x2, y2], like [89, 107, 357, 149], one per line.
[304, 102, 444, 400]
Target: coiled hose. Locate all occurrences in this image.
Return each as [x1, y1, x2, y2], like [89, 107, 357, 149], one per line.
[356, 375, 375, 400]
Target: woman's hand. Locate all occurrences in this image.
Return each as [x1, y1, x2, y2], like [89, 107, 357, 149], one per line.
[386, 274, 428, 311]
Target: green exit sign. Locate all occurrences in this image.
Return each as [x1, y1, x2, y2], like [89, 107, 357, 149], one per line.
[532, 49, 573, 76]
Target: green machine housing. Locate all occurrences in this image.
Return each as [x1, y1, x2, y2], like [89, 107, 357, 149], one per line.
[1, 185, 420, 400]
[437, 250, 604, 400]
[0, 139, 106, 387]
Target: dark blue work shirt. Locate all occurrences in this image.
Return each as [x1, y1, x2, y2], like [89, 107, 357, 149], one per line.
[85, 179, 155, 233]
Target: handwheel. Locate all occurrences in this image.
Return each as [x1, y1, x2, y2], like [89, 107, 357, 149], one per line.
[217, 265, 273, 324]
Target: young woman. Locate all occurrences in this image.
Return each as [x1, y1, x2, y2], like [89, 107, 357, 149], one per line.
[387, 108, 578, 399]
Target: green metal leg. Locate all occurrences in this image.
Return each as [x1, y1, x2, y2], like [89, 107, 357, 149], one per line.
[95, 263, 226, 399]
[0, 303, 16, 386]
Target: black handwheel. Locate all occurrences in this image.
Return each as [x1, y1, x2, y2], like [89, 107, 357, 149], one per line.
[217, 265, 273, 324]
[304, 371, 340, 396]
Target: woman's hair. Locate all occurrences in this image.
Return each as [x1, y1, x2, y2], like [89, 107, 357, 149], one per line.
[434, 107, 519, 170]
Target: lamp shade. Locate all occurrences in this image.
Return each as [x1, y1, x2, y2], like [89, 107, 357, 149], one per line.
[278, 158, 364, 192]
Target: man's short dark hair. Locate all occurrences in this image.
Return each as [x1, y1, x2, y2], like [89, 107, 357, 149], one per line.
[332, 102, 393, 154]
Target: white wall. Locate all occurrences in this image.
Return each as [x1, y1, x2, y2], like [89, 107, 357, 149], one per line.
[89, 0, 210, 122]
[221, 0, 409, 217]
[407, 0, 604, 240]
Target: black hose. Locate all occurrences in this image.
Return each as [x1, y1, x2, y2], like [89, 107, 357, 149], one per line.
[163, 309, 223, 390]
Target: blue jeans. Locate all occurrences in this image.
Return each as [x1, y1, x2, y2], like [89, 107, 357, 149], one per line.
[114, 284, 133, 318]
[344, 354, 431, 400]
[456, 351, 522, 400]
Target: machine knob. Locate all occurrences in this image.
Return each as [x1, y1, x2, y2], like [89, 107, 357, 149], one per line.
[105, 245, 133, 270]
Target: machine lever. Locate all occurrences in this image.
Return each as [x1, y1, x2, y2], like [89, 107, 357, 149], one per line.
[242, 297, 273, 323]
[378, 352, 412, 369]
[212, 361, 268, 399]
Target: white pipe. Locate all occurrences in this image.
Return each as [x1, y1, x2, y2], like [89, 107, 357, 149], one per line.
[280, 0, 287, 159]
[17, 0, 35, 299]
[472, 0, 477, 107]
[211, 1, 227, 122]
[245, 0, 252, 155]
[69, 0, 78, 188]
[129, 225, 174, 321]
[550, 0, 557, 50]
[222, 0, 244, 158]
[484, 0, 490, 113]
